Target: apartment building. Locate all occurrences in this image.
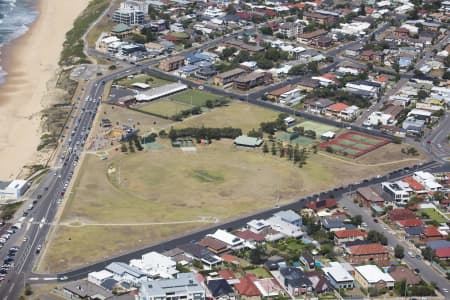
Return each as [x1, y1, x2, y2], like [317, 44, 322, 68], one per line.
[159, 55, 185, 72]
[234, 72, 273, 90]
[139, 273, 205, 300]
[213, 68, 247, 87]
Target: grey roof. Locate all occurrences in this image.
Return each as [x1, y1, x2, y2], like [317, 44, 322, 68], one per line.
[301, 252, 315, 265]
[207, 279, 234, 297]
[162, 248, 185, 257]
[274, 210, 302, 223]
[280, 267, 312, 288]
[140, 272, 204, 297]
[234, 135, 263, 147]
[312, 98, 334, 108]
[63, 279, 113, 298]
[101, 278, 118, 291]
[344, 240, 372, 248]
[322, 219, 345, 229]
[405, 226, 424, 236]
[426, 240, 450, 250]
[106, 262, 146, 278]
[0, 181, 11, 189]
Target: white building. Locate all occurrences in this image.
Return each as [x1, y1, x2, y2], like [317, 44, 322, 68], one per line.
[279, 88, 304, 106]
[265, 216, 303, 239]
[354, 265, 395, 289]
[413, 171, 442, 192]
[323, 262, 355, 289]
[129, 251, 178, 279]
[112, 3, 145, 25]
[247, 219, 270, 233]
[364, 111, 394, 127]
[88, 270, 114, 286]
[381, 181, 411, 205]
[139, 272, 205, 300]
[334, 22, 371, 36]
[0, 180, 29, 201]
[340, 105, 360, 121]
[207, 229, 244, 249]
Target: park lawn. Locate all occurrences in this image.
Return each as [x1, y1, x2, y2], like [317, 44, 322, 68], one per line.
[42, 135, 427, 272]
[137, 100, 192, 117]
[176, 102, 280, 133]
[170, 89, 224, 107]
[421, 208, 448, 223]
[247, 267, 272, 278]
[115, 74, 171, 88]
[85, 12, 114, 48]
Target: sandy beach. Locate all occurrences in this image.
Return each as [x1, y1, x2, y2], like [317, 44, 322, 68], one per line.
[0, 0, 90, 179]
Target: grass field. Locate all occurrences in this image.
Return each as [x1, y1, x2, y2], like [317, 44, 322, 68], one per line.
[276, 132, 315, 146]
[41, 133, 426, 272]
[176, 102, 280, 133]
[137, 100, 192, 117]
[247, 267, 272, 278]
[170, 90, 223, 107]
[420, 208, 448, 223]
[115, 74, 171, 88]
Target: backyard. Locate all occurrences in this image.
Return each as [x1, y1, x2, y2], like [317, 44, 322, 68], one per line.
[420, 208, 448, 223]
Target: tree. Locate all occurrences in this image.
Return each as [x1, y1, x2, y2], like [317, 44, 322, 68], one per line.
[226, 4, 236, 14]
[417, 89, 429, 100]
[350, 215, 362, 226]
[271, 142, 277, 155]
[263, 143, 269, 154]
[249, 245, 265, 264]
[394, 245, 405, 258]
[359, 3, 366, 15]
[221, 47, 237, 59]
[24, 284, 33, 296]
[120, 143, 128, 152]
[367, 230, 388, 245]
[256, 57, 274, 69]
[307, 61, 319, 74]
[288, 64, 307, 75]
[260, 26, 273, 35]
[422, 246, 435, 261]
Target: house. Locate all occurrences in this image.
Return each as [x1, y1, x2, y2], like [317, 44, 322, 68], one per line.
[303, 11, 337, 26]
[397, 219, 424, 228]
[435, 248, 450, 260]
[105, 262, 146, 286]
[207, 279, 236, 300]
[234, 274, 262, 298]
[413, 171, 443, 192]
[159, 56, 185, 72]
[389, 209, 416, 222]
[334, 229, 367, 245]
[279, 89, 303, 106]
[339, 105, 360, 121]
[426, 240, 450, 250]
[325, 102, 349, 118]
[265, 216, 303, 239]
[354, 265, 395, 289]
[198, 237, 229, 254]
[322, 219, 347, 232]
[346, 243, 390, 266]
[129, 251, 178, 279]
[355, 187, 384, 208]
[322, 262, 355, 289]
[388, 266, 420, 285]
[207, 229, 244, 249]
[177, 243, 222, 269]
[162, 248, 192, 264]
[253, 278, 285, 297]
[305, 271, 332, 294]
[264, 255, 285, 271]
[247, 219, 270, 234]
[213, 68, 247, 87]
[405, 226, 424, 239]
[297, 79, 320, 91]
[218, 270, 237, 281]
[139, 272, 206, 300]
[307, 198, 337, 212]
[381, 181, 412, 205]
[234, 135, 264, 148]
[267, 85, 294, 102]
[111, 24, 133, 39]
[224, 40, 264, 55]
[275, 267, 313, 296]
[297, 29, 327, 44]
[421, 226, 444, 242]
[306, 98, 334, 114]
[88, 270, 114, 286]
[300, 252, 315, 271]
[402, 117, 425, 136]
[234, 230, 265, 243]
[62, 280, 113, 300]
[273, 210, 302, 227]
[234, 72, 273, 90]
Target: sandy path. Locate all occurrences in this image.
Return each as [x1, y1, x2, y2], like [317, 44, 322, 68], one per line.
[0, 0, 90, 180]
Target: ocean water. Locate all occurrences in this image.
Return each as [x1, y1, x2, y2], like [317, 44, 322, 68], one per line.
[0, 0, 38, 85]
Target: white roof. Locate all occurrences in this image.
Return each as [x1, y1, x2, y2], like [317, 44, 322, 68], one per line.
[131, 82, 150, 89]
[7, 180, 28, 190]
[208, 229, 243, 247]
[408, 108, 432, 117]
[321, 131, 336, 138]
[414, 171, 435, 181]
[323, 262, 354, 283]
[355, 265, 395, 283]
[89, 270, 113, 281]
[247, 219, 269, 230]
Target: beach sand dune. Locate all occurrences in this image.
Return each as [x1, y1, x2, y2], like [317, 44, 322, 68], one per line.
[0, 0, 90, 179]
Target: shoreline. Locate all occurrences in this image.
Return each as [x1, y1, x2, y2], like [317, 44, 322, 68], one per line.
[0, 0, 90, 180]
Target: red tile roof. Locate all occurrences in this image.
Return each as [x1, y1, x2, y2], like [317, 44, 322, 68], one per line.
[307, 198, 337, 211]
[334, 229, 367, 239]
[327, 102, 349, 112]
[218, 269, 236, 280]
[389, 209, 416, 221]
[348, 243, 388, 255]
[235, 230, 265, 242]
[397, 218, 424, 228]
[234, 275, 261, 296]
[435, 247, 450, 259]
[268, 85, 293, 97]
[361, 50, 374, 56]
[198, 237, 228, 252]
[402, 177, 425, 191]
[423, 226, 442, 237]
[321, 73, 339, 83]
[220, 254, 240, 263]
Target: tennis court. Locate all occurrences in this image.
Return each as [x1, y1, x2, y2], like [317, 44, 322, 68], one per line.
[276, 132, 314, 146]
[294, 121, 338, 136]
[320, 131, 390, 158]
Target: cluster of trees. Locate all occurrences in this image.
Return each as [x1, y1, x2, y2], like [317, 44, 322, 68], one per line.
[120, 135, 143, 153]
[205, 98, 230, 109]
[292, 126, 317, 139]
[171, 106, 202, 121]
[394, 280, 436, 297]
[367, 230, 388, 245]
[263, 141, 309, 168]
[259, 114, 288, 135]
[401, 146, 419, 156]
[287, 61, 319, 76]
[309, 87, 370, 108]
[168, 126, 242, 142]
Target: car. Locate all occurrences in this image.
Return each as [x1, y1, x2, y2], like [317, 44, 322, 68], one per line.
[342, 206, 348, 210]
[373, 218, 379, 223]
[23, 236, 28, 242]
[414, 268, 420, 273]
[36, 244, 42, 253]
[442, 288, 449, 293]
[37, 194, 42, 199]
[59, 276, 69, 281]
[408, 251, 415, 258]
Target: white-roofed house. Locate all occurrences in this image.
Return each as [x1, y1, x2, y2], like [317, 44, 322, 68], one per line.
[322, 262, 355, 289]
[88, 270, 114, 286]
[265, 216, 303, 240]
[207, 229, 244, 250]
[354, 265, 395, 290]
[247, 219, 270, 233]
[129, 251, 178, 279]
[273, 210, 302, 227]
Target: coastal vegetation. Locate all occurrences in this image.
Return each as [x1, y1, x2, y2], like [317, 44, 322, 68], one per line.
[60, 0, 109, 65]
